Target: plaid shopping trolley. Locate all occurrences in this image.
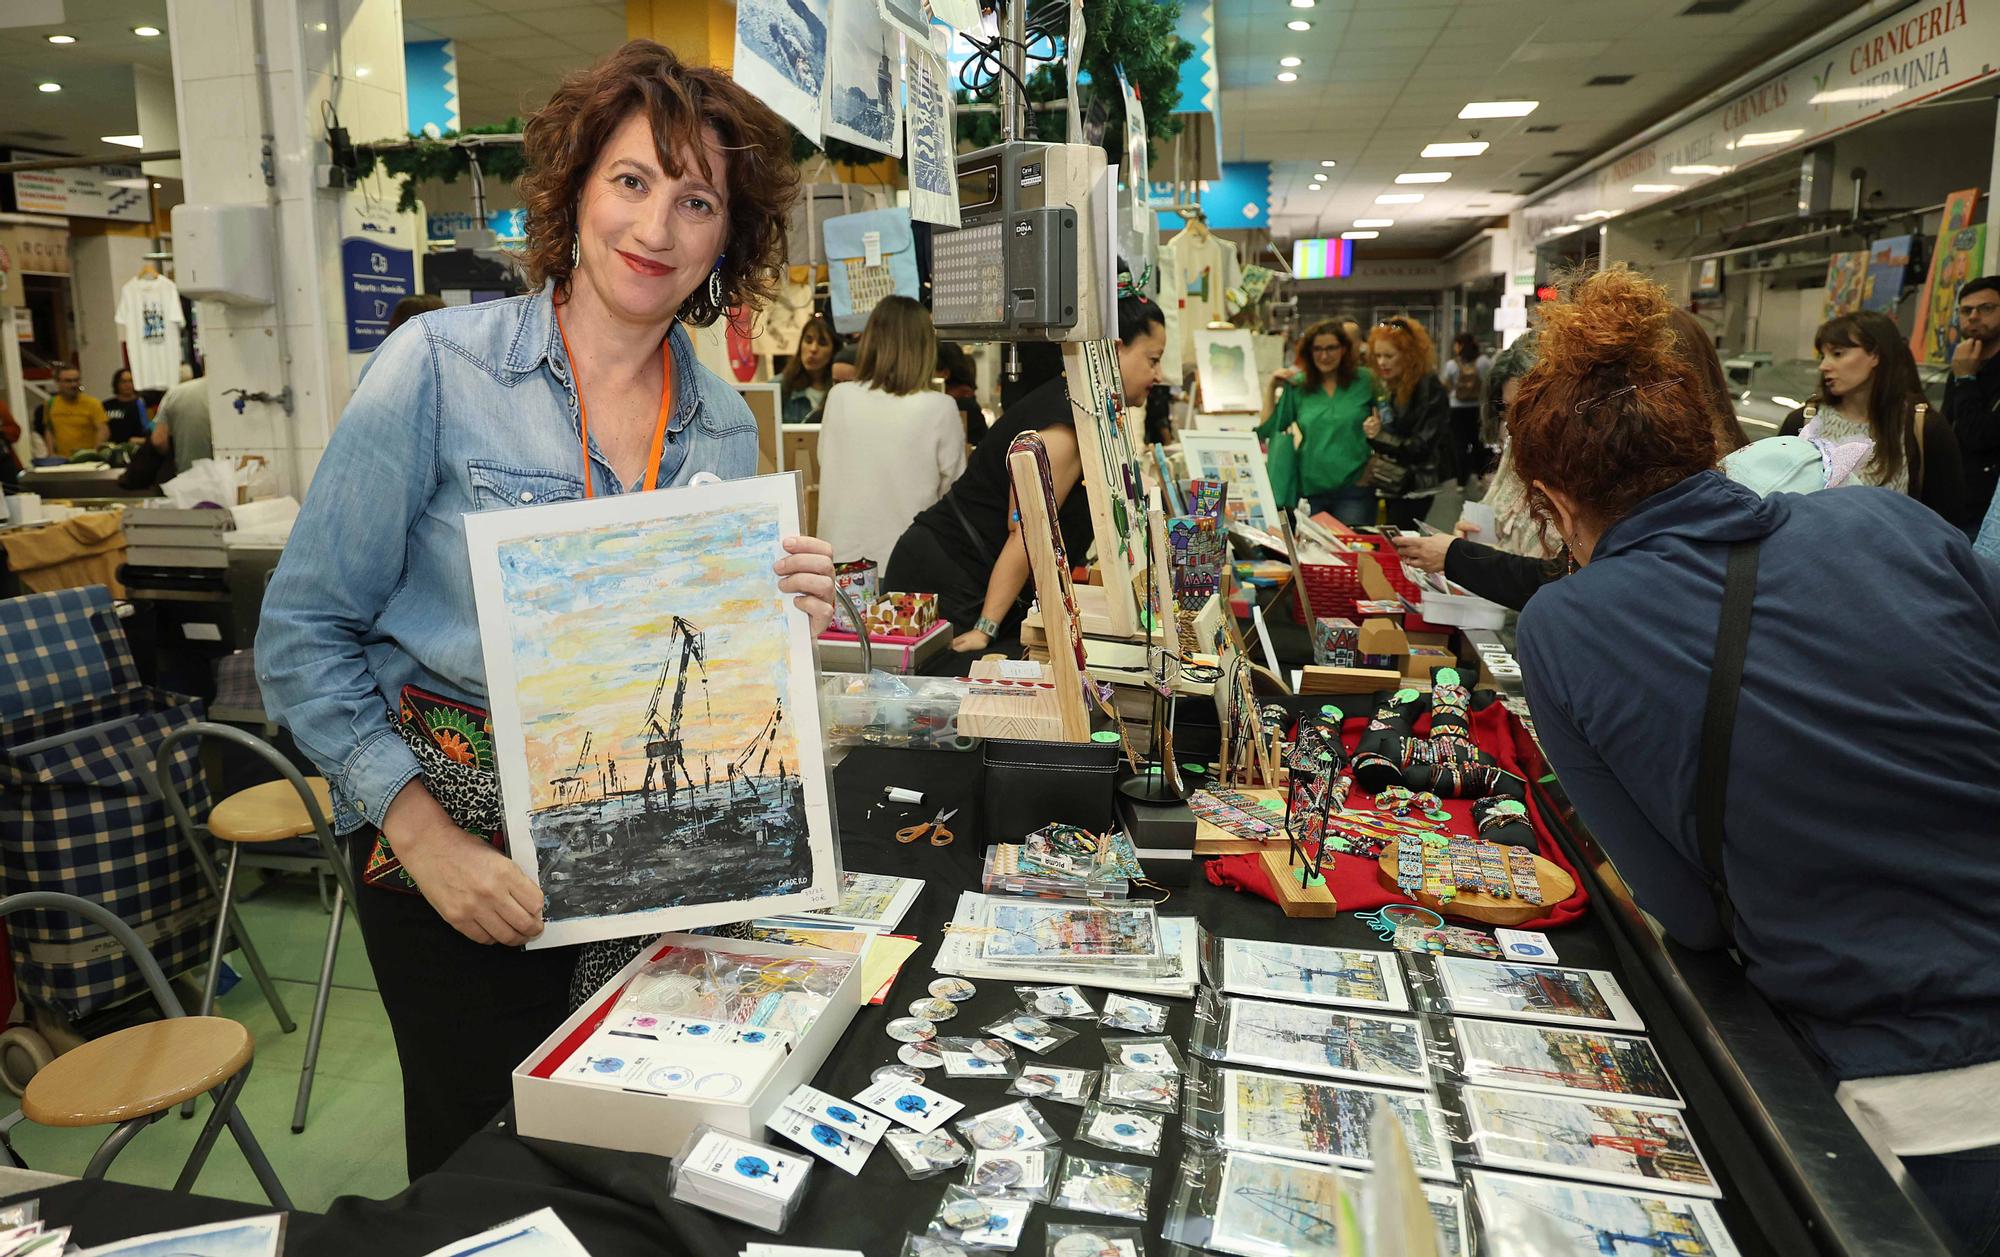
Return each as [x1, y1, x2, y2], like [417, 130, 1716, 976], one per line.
[0, 586, 214, 1020]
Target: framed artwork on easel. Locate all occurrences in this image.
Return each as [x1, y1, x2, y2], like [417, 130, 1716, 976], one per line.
[1182, 430, 1281, 535]
[1193, 328, 1263, 414]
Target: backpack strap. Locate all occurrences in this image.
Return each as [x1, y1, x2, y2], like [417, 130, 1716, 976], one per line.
[1696, 539, 1760, 945]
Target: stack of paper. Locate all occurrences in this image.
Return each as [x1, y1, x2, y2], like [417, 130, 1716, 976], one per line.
[933, 893, 1200, 998]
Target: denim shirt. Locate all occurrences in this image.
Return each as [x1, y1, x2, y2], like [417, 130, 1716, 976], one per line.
[256, 282, 758, 833]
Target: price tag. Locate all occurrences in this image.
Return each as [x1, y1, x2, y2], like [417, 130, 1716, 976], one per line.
[863, 230, 882, 268]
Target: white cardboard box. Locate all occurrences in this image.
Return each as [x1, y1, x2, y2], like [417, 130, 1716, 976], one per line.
[1417, 583, 1508, 631]
[513, 932, 865, 1158]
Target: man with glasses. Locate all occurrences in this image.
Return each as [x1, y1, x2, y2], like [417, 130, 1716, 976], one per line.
[1946, 276, 2000, 520]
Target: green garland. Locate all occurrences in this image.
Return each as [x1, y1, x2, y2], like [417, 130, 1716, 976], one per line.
[951, 0, 1190, 156]
[798, 0, 1189, 164]
[356, 119, 529, 212]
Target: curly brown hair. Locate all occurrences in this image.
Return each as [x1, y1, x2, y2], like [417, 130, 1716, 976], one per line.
[519, 40, 800, 324]
[1292, 319, 1358, 392]
[1368, 316, 1437, 408]
[1509, 267, 1720, 540]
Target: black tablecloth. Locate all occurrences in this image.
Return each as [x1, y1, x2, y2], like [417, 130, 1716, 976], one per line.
[10, 744, 1803, 1255]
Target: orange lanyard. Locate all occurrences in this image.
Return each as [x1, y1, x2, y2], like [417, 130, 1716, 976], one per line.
[554, 302, 674, 498]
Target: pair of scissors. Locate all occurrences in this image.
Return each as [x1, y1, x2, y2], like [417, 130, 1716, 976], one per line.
[896, 807, 957, 847]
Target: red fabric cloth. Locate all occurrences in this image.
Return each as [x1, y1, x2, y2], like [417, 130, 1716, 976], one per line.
[1205, 699, 1591, 929]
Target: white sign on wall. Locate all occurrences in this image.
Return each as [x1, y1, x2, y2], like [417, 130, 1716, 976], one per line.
[1522, 0, 1995, 242]
[9, 151, 152, 223]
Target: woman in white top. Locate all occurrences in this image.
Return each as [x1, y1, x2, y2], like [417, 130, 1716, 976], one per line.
[817, 296, 967, 566]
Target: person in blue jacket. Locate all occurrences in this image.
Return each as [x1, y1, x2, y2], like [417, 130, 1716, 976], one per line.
[1509, 267, 2000, 1256]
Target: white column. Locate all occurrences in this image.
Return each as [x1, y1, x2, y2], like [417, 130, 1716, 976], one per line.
[134, 65, 183, 183]
[166, 0, 407, 498]
[1987, 99, 2000, 279]
[1, 307, 27, 469]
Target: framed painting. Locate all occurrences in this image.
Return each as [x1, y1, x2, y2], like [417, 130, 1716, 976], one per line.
[1181, 430, 1281, 533]
[1194, 328, 1263, 414]
[466, 472, 840, 949]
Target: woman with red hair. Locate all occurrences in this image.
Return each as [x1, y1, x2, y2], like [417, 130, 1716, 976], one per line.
[1363, 316, 1453, 527]
[1512, 267, 2000, 1255]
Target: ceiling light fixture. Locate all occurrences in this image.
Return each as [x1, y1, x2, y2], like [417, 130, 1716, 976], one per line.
[1574, 209, 1615, 221]
[152, 181, 162, 189]
[1342, 231, 1379, 240]
[37, 82, 61, 93]
[1353, 218, 1394, 227]
[1280, 56, 1302, 67]
[1395, 172, 1451, 184]
[1319, 159, 1337, 168]
[46, 34, 75, 44]
[132, 25, 161, 36]
[1376, 192, 1424, 204]
[1287, 19, 1312, 31]
[1421, 141, 1489, 158]
[1631, 183, 1682, 193]
[1458, 100, 1538, 119]
[1730, 128, 1803, 148]
[1291, 0, 1315, 7]
[1669, 163, 1732, 176]
[1277, 72, 1298, 82]
[101, 134, 144, 148]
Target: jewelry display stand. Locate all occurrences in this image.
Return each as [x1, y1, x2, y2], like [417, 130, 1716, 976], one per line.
[1007, 440, 1095, 744]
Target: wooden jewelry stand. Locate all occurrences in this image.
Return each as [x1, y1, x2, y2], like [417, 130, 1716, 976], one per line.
[1063, 340, 1148, 641]
[1007, 443, 1094, 743]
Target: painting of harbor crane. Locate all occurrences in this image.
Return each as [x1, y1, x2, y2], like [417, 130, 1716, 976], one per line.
[466, 475, 837, 949]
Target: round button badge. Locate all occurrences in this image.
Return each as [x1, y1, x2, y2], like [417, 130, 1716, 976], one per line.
[887, 1017, 937, 1044]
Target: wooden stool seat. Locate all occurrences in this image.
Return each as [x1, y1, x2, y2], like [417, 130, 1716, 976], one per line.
[23, 1017, 253, 1127]
[207, 778, 331, 844]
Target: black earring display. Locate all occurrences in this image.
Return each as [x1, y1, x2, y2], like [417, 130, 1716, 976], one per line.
[1351, 688, 1429, 792]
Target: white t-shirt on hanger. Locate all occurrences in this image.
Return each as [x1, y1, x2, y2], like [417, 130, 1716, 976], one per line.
[1167, 227, 1239, 366]
[116, 274, 187, 392]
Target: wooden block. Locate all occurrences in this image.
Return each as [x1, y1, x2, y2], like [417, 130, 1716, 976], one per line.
[1300, 665, 1405, 695]
[1258, 846, 1340, 917]
[1373, 842, 1577, 926]
[959, 659, 1071, 742]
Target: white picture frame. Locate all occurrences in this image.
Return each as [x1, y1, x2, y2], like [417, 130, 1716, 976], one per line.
[1193, 327, 1262, 414]
[1181, 429, 1283, 533]
[466, 472, 839, 949]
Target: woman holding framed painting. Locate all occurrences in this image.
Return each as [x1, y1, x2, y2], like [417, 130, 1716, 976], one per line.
[257, 43, 836, 1179]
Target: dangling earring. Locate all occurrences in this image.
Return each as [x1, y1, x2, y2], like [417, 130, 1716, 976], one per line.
[706, 259, 726, 312]
[570, 234, 580, 269]
[1560, 542, 1579, 575]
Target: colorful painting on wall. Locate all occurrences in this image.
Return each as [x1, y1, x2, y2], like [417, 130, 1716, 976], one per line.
[1862, 234, 1913, 314]
[1910, 188, 1982, 364]
[466, 474, 839, 949]
[1821, 251, 1870, 321]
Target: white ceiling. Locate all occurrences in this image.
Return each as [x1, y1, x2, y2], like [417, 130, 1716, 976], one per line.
[1222, 0, 1868, 249]
[0, 0, 171, 159]
[401, 0, 628, 126]
[1, 0, 1883, 261]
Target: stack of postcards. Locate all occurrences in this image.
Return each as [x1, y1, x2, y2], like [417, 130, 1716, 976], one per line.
[933, 893, 1200, 998]
[980, 825, 1142, 900]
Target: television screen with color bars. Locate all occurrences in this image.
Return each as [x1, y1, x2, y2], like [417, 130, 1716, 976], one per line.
[1292, 238, 1354, 279]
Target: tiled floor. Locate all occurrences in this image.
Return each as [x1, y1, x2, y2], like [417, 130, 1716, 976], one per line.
[0, 872, 409, 1213]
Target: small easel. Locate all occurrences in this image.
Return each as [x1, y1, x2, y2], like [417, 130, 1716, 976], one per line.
[1008, 441, 1094, 743]
[1063, 340, 1147, 641]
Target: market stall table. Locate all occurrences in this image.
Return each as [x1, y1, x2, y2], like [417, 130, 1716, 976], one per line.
[11, 732, 1901, 1255]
